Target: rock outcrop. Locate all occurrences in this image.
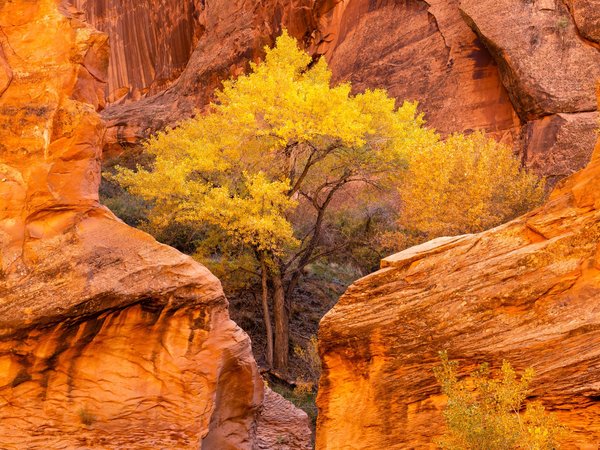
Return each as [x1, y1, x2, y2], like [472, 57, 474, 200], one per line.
[523, 112, 599, 186]
[315, 0, 518, 139]
[460, 0, 600, 120]
[255, 388, 313, 450]
[569, 0, 600, 44]
[316, 91, 600, 448]
[0, 1, 309, 448]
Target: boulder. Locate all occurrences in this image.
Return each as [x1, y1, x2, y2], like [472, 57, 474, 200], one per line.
[0, 1, 308, 448]
[316, 93, 600, 448]
[460, 0, 600, 121]
[523, 111, 599, 187]
[569, 0, 600, 44]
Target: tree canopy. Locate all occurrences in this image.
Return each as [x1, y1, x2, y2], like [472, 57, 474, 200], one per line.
[110, 30, 545, 370]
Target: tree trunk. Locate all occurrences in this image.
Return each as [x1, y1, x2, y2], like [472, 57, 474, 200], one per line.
[272, 269, 289, 371]
[261, 256, 274, 368]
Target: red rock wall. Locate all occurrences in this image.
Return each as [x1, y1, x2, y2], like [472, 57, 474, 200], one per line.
[68, 0, 203, 103]
[315, 0, 518, 138]
[98, 0, 329, 153]
[0, 1, 310, 447]
[84, 0, 598, 182]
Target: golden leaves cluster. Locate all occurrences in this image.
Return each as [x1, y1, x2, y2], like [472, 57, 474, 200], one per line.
[399, 132, 545, 240]
[111, 31, 431, 259]
[434, 352, 565, 449]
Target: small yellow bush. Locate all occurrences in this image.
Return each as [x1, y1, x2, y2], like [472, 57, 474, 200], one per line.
[399, 132, 545, 240]
[434, 351, 565, 449]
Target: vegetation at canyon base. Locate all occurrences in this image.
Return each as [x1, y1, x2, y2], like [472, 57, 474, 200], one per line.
[434, 351, 565, 449]
[397, 131, 545, 246]
[107, 31, 545, 376]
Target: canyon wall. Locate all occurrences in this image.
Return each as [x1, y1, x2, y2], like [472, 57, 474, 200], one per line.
[72, 0, 599, 182]
[69, 0, 204, 103]
[0, 1, 309, 448]
[316, 88, 600, 448]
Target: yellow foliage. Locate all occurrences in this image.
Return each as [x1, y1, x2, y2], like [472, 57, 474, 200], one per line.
[399, 132, 545, 240]
[110, 30, 433, 265]
[434, 352, 565, 449]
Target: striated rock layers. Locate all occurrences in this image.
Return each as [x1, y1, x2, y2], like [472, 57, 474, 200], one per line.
[92, 0, 332, 154]
[0, 1, 310, 448]
[77, 0, 600, 182]
[68, 0, 204, 104]
[316, 91, 600, 448]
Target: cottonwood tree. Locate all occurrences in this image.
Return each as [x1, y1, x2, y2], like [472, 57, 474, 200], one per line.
[112, 31, 436, 370]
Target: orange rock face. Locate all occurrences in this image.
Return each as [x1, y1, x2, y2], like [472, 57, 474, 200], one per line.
[0, 1, 309, 448]
[315, 0, 518, 138]
[316, 99, 600, 448]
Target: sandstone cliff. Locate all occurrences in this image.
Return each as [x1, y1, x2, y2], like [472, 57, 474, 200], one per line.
[0, 1, 309, 448]
[316, 90, 600, 448]
[72, 0, 599, 182]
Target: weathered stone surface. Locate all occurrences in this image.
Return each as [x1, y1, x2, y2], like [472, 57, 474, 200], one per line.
[98, 0, 330, 153]
[98, 0, 523, 152]
[569, 0, 600, 44]
[0, 2, 309, 448]
[460, 0, 600, 121]
[316, 99, 600, 448]
[316, 0, 519, 138]
[523, 111, 599, 186]
[255, 388, 313, 450]
[68, 0, 204, 103]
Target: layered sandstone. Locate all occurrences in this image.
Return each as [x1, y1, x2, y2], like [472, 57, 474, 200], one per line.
[316, 97, 600, 447]
[0, 1, 309, 448]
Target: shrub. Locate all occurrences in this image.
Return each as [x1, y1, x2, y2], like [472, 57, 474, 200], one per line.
[399, 132, 545, 243]
[434, 351, 565, 449]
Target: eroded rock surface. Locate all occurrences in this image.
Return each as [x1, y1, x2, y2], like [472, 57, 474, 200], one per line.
[523, 111, 599, 186]
[0, 1, 308, 448]
[255, 388, 312, 450]
[460, 0, 600, 121]
[68, 0, 204, 103]
[316, 0, 518, 139]
[95, 0, 331, 153]
[569, 0, 600, 44]
[316, 94, 600, 448]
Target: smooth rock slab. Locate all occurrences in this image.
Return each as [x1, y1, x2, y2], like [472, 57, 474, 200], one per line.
[317, 113, 600, 448]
